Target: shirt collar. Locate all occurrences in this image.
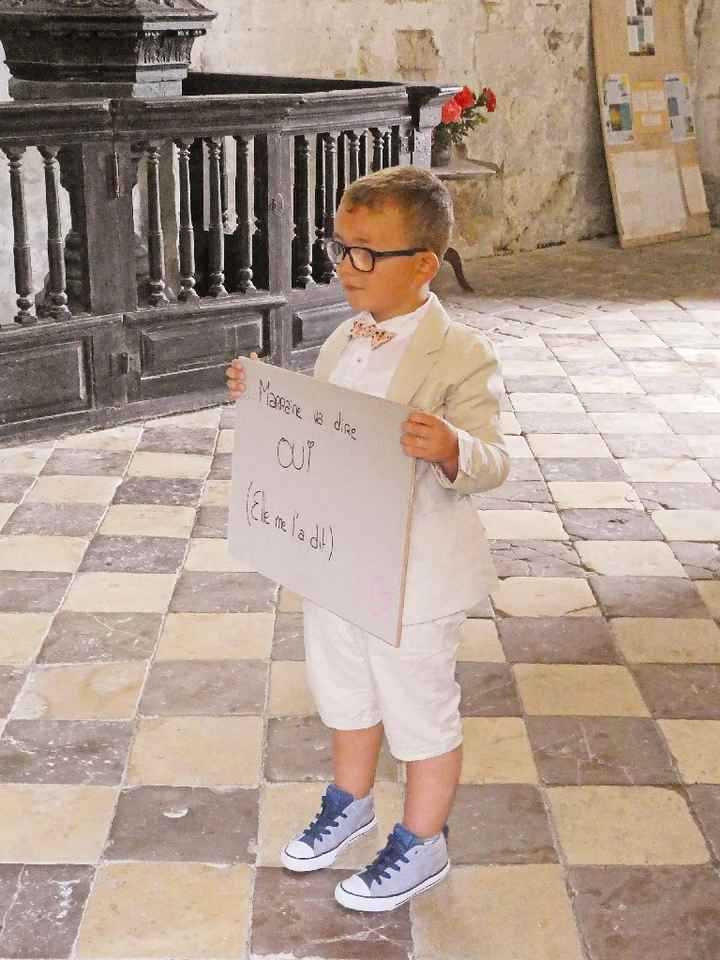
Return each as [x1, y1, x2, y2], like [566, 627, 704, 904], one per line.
[358, 292, 437, 338]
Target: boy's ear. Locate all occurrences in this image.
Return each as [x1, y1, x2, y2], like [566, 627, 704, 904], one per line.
[418, 250, 441, 284]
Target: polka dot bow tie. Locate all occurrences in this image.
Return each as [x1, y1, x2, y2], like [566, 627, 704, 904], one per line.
[350, 318, 397, 350]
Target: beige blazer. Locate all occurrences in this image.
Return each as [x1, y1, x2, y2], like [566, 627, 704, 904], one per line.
[314, 296, 510, 624]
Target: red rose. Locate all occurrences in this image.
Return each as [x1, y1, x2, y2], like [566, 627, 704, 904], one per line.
[455, 85, 476, 109]
[442, 100, 463, 124]
[483, 87, 497, 112]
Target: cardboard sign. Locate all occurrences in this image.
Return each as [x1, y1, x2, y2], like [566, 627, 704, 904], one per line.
[228, 358, 416, 645]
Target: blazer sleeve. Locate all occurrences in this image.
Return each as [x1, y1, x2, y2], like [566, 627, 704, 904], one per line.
[431, 334, 510, 495]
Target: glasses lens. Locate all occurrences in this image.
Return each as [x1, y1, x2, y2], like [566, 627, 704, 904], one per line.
[325, 240, 344, 264]
[348, 247, 374, 272]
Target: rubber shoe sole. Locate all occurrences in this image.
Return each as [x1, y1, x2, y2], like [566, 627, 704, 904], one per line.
[334, 859, 450, 912]
[280, 816, 377, 873]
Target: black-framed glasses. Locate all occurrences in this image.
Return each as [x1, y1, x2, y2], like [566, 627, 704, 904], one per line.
[324, 239, 427, 273]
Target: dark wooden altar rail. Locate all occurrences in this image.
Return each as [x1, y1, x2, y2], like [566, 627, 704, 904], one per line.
[0, 85, 440, 327]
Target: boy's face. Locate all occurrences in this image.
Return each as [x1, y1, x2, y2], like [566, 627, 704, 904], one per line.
[333, 200, 439, 323]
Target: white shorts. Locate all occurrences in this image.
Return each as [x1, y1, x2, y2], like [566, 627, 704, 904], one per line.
[302, 598, 466, 762]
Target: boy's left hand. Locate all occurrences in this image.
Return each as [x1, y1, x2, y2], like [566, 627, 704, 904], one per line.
[401, 411, 459, 478]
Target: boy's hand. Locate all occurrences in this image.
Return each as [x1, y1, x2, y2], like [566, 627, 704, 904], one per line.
[401, 411, 459, 481]
[225, 352, 258, 401]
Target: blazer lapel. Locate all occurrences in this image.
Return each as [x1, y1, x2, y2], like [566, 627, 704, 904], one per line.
[313, 318, 354, 382]
[386, 297, 451, 405]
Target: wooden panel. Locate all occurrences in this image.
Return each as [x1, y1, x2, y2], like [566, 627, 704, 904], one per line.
[292, 300, 354, 349]
[592, 0, 711, 247]
[0, 339, 91, 425]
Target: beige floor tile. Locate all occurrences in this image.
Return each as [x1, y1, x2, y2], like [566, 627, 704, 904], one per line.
[626, 361, 694, 376]
[510, 393, 584, 412]
[478, 510, 566, 540]
[0, 446, 52, 475]
[12, 661, 146, 720]
[501, 360, 565, 377]
[684, 435, 720, 458]
[0, 613, 52, 664]
[57, 424, 142, 450]
[76, 862, 251, 959]
[278, 588, 303, 612]
[458, 619, 504, 662]
[200, 480, 231, 506]
[216, 429, 235, 453]
[63, 572, 177, 613]
[590, 412, 672, 434]
[499, 412, 521, 435]
[460, 718, 538, 783]
[675, 348, 720, 364]
[649, 394, 720, 413]
[549, 481, 642, 510]
[527, 434, 612, 458]
[268, 661, 317, 716]
[0, 503, 15, 530]
[185, 538, 255, 572]
[491, 577, 598, 618]
[0, 784, 116, 863]
[258, 781, 403, 869]
[100, 504, 196, 538]
[620, 458, 711, 483]
[652, 509, 720, 542]
[659, 720, 720, 783]
[611, 618, 720, 663]
[504, 435, 534, 458]
[26, 475, 119, 504]
[576, 541, 687, 577]
[128, 451, 212, 480]
[601, 334, 665, 348]
[127, 716, 262, 786]
[0, 534, 88, 572]
[515, 664, 649, 716]
[412, 864, 583, 960]
[157, 612, 274, 660]
[145, 408, 222, 430]
[696, 581, 720, 617]
[570, 376, 644, 394]
[548, 786, 710, 864]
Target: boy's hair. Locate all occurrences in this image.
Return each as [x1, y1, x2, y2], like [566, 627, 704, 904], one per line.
[340, 165, 454, 260]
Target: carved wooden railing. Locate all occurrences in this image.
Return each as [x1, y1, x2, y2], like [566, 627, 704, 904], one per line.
[0, 75, 456, 435]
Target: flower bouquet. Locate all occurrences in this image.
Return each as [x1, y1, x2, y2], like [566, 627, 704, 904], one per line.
[432, 85, 497, 166]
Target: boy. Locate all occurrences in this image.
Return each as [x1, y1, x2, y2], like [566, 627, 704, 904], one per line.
[226, 165, 508, 912]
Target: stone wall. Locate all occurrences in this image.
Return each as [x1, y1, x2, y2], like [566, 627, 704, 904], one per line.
[0, 0, 717, 313]
[193, 0, 719, 253]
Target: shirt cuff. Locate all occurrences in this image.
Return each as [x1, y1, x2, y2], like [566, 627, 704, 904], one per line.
[431, 426, 474, 489]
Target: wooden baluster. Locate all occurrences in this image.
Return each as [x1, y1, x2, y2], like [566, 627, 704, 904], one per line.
[175, 137, 199, 302]
[347, 130, 360, 184]
[2, 146, 35, 326]
[252, 135, 269, 290]
[38, 145, 70, 320]
[336, 132, 347, 208]
[359, 129, 370, 177]
[144, 141, 169, 306]
[292, 134, 314, 289]
[205, 136, 228, 297]
[382, 128, 392, 168]
[220, 138, 232, 232]
[370, 128, 383, 172]
[312, 132, 334, 283]
[234, 135, 256, 293]
[323, 131, 338, 280]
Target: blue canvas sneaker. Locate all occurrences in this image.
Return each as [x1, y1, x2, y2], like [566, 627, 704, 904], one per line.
[335, 822, 450, 912]
[280, 784, 377, 872]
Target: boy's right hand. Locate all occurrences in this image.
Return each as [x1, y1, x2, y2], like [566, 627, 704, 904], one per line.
[225, 352, 258, 401]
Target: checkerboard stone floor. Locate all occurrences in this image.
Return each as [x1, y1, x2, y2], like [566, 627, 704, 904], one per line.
[1, 232, 720, 960]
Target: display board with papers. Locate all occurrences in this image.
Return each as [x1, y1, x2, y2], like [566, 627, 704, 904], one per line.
[593, 0, 711, 247]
